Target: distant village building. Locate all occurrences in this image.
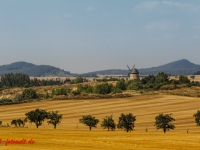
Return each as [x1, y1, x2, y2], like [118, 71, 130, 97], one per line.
[127, 65, 140, 80]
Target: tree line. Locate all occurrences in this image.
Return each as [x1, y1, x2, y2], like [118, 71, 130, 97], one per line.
[0, 72, 199, 92]
[1, 72, 199, 104]
[2, 109, 200, 133]
[0, 73, 63, 89]
[8, 109, 62, 129]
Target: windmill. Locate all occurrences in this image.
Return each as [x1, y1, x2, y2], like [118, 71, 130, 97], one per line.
[127, 65, 135, 77]
[127, 65, 139, 80]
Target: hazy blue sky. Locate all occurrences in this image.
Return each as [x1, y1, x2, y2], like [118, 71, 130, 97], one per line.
[0, 0, 200, 73]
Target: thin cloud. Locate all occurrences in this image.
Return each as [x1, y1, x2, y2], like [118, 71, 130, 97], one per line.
[134, 1, 159, 10]
[86, 6, 95, 11]
[134, 1, 200, 11]
[162, 1, 200, 11]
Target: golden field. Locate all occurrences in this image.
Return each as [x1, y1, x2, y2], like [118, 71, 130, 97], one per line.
[1, 94, 200, 149]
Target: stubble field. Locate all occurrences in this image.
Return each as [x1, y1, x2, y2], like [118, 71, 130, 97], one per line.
[1, 94, 200, 149]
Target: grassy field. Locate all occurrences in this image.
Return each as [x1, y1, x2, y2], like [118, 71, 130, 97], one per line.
[1, 94, 200, 149]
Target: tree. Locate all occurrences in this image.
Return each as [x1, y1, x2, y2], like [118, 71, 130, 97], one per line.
[47, 111, 62, 129]
[193, 110, 200, 126]
[94, 83, 113, 95]
[155, 72, 169, 83]
[11, 119, 18, 127]
[0, 73, 30, 87]
[179, 75, 190, 84]
[77, 84, 94, 93]
[79, 115, 99, 131]
[16, 119, 24, 127]
[70, 76, 83, 84]
[22, 88, 38, 100]
[115, 79, 126, 90]
[101, 115, 116, 131]
[117, 113, 136, 132]
[25, 108, 48, 128]
[154, 113, 175, 133]
[22, 118, 28, 127]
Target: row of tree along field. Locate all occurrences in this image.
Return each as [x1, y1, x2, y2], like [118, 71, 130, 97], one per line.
[1, 109, 200, 133]
[0, 72, 200, 104]
[0, 72, 198, 89]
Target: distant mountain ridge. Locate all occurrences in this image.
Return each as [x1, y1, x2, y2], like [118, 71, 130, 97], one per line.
[1, 59, 199, 77]
[0, 61, 70, 77]
[86, 59, 200, 76]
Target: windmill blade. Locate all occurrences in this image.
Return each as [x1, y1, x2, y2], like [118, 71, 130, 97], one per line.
[132, 64, 135, 70]
[127, 65, 131, 71]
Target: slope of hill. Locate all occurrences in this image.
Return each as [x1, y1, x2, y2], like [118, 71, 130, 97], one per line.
[0, 61, 70, 76]
[139, 59, 200, 75]
[86, 59, 200, 75]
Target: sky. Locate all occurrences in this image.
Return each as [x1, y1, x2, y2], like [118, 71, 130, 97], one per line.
[0, 0, 200, 73]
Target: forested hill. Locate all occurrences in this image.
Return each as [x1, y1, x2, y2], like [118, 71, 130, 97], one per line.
[0, 62, 70, 76]
[86, 59, 200, 76]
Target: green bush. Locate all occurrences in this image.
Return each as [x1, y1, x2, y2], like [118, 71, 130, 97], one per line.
[77, 84, 94, 93]
[22, 88, 38, 100]
[170, 79, 179, 85]
[52, 88, 70, 96]
[115, 79, 126, 90]
[70, 77, 84, 84]
[179, 75, 190, 84]
[0, 98, 13, 104]
[96, 78, 119, 82]
[112, 88, 122, 94]
[13, 94, 24, 102]
[71, 90, 81, 96]
[126, 81, 143, 90]
[94, 83, 113, 95]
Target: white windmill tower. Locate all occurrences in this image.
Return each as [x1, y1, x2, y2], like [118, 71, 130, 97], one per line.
[127, 65, 139, 80]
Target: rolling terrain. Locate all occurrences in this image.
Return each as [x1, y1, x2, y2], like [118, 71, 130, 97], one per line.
[0, 61, 70, 76]
[87, 59, 200, 75]
[1, 94, 200, 149]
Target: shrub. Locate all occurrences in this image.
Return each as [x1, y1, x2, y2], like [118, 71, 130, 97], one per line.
[112, 88, 122, 94]
[77, 84, 94, 93]
[22, 88, 38, 100]
[0, 98, 13, 104]
[52, 88, 70, 96]
[70, 77, 84, 84]
[94, 83, 113, 95]
[115, 79, 126, 90]
[126, 81, 143, 90]
[13, 94, 24, 102]
[179, 75, 190, 84]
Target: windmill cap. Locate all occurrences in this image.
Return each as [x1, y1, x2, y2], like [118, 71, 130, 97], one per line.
[131, 68, 139, 74]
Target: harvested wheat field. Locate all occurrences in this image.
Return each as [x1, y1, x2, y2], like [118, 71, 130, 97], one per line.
[1, 94, 200, 149]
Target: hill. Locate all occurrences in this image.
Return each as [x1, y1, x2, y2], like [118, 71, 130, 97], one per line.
[0, 61, 70, 77]
[86, 59, 200, 75]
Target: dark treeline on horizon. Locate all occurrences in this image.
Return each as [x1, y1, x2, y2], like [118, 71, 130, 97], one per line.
[0, 73, 63, 88]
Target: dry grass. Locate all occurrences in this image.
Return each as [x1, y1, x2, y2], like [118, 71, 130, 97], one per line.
[1, 128, 200, 150]
[1, 94, 200, 149]
[161, 86, 200, 97]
